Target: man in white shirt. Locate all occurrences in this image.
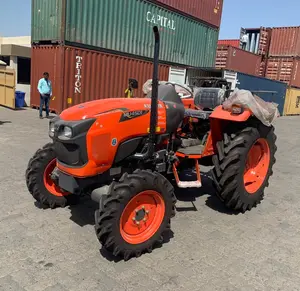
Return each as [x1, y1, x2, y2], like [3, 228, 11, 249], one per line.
[241, 33, 248, 50]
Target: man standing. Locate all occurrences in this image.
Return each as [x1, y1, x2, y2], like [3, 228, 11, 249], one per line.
[241, 33, 248, 50]
[37, 72, 52, 119]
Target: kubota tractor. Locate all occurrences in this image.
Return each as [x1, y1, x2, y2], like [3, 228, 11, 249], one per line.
[26, 26, 277, 261]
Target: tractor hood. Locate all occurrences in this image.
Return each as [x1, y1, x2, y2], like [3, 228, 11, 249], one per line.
[59, 98, 152, 121]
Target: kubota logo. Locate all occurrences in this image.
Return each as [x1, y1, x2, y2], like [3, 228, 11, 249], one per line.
[75, 56, 83, 94]
[146, 11, 175, 31]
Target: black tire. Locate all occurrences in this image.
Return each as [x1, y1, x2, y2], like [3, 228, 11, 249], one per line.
[25, 142, 78, 208]
[95, 169, 176, 261]
[211, 122, 277, 213]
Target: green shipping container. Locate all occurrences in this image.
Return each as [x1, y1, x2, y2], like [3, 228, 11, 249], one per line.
[31, 0, 219, 67]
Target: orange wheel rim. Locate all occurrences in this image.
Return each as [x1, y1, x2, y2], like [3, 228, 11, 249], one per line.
[120, 190, 165, 245]
[43, 159, 70, 197]
[244, 138, 270, 194]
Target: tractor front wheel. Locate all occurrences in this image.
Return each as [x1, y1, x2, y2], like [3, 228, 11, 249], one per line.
[211, 123, 277, 213]
[94, 170, 176, 261]
[25, 142, 78, 208]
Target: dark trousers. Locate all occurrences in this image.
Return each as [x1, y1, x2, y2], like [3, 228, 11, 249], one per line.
[40, 94, 50, 117]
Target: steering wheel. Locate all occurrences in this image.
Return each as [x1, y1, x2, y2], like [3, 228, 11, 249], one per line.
[165, 82, 193, 99]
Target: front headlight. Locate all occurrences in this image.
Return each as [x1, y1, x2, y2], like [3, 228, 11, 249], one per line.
[49, 122, 55, 137]
[62, 126, 73, 138]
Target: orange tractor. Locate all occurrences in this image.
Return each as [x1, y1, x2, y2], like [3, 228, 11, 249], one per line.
[26, 27, 277, 261]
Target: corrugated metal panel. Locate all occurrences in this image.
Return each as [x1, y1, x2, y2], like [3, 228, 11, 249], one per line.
[269, 27, 300, 57]
[266, 57, 300, 88]
[215, 45, 261, 76]
[217, 39, 240, 48]
[31, 0, 218, 67]
[153, 0, 223, 28]
[236, 72, 287, 115]
[65, 0, 218, 66]
[31, 45, 170, 113]
[283, 87, 300, 115]
[31, 0, 63, 43]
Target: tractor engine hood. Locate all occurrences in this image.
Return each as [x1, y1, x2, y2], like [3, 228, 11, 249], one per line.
[59, 98, 151, 121]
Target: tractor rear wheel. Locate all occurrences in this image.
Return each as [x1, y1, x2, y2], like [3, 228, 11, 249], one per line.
[94, 169, 176, 261]
[211, 122, 277, 213]
[25, 142, 78, 208]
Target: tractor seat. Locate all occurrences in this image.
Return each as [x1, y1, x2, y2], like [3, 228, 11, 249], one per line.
[184, 109, 211, 120]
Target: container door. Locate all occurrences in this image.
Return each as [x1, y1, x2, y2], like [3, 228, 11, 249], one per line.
[168, 67, 186, 85]
[0, 68, 15, 109]
[223, 70, 237, 90]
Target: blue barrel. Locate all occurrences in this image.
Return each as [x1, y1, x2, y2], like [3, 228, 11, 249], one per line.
[15, 91, 26, 108]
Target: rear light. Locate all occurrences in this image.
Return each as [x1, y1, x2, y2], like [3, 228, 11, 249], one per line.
[231, 105, 244, 115]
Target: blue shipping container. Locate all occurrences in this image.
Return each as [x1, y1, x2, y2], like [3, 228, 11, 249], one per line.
[236, 72, 287, 115]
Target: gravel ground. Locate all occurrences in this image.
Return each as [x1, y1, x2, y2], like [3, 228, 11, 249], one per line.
[0, 106, 300, 291]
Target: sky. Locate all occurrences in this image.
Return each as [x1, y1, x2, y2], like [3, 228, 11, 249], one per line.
[0, 0, 299, 39]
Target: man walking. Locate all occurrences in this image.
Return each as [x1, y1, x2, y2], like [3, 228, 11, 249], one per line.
[37, 72, 52, 119]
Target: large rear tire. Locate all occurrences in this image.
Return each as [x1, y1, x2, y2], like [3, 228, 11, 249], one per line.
[211, 122, 277, 213]
[95, 169, 176, 261]
[25, 142, 78, 208]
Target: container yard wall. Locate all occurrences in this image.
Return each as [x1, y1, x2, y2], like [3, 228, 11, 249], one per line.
[31, 0, 219, 67]
[236, 72, 287, 115]
[31, 45, 170, 113]
[217, 39, 240, 48]
[153, 0, 223, 28]
[283, 87, 300, 115]
[215, 45, 261, 76]
[269, 27, 300, 57]
[266, 57, 300, 88]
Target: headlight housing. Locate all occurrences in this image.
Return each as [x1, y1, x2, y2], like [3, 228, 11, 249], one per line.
[49, 122, 55, 137]
[59, 126, 73, 140]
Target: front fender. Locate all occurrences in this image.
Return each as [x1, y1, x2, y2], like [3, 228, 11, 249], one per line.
[209, 105, 252, 122]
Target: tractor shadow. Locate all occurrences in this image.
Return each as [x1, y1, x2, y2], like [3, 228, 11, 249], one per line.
[0, 120, 11, 126]
[174, 169, 239, 215]
[99, 229, 174, 263]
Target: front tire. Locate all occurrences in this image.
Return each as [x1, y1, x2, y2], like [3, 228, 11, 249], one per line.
[25, 142, 77, 208]
[211, 122, 277, 213]
[95, 170, 176, 261]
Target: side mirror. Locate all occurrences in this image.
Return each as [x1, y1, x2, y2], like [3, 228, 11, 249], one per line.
[129, 78, 138, 89]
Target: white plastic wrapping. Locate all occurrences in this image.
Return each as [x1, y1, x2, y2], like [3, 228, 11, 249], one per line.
[222, 89, 280, 126]
[142, 79, 192, 98]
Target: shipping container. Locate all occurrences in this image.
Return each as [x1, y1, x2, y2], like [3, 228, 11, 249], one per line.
[31, 0, 219, 67]
[30, 45, 170, 113]
[153, 0, 223, 28]
[236, 72, 287, 115]
[215, 45, 261, 76]
[269, 26, 300, 57]
[283, 87, 300, 115]
[218, 39, 240, 48]
[266, 57, 300, 88]
[240, 27, 271, 55]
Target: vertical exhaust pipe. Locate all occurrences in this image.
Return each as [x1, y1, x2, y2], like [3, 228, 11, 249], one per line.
[133, 26, 160, 160]
[149, 26, 160, 148]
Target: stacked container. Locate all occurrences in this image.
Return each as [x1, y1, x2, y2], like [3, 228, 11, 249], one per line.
[31, 0, 223, 113]
[266, 27, 300, 89]
[215, 45, 261, 76]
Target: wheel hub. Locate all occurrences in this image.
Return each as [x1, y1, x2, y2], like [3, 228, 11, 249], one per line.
[120, 190, 165, 244]
[132, 206, 150, 224]
[244, 138, 270, 194]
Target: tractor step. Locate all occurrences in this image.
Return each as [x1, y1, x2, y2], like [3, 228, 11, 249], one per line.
[172, 160, 202, 188]
[177, 144, 204, 155]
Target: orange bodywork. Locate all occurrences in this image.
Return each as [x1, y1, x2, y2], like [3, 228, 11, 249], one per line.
[57, 98, 168, 177]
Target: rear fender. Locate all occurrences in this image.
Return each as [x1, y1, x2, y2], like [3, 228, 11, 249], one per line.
[209, 105, 252, 122]
[208, 105, 252, 154]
